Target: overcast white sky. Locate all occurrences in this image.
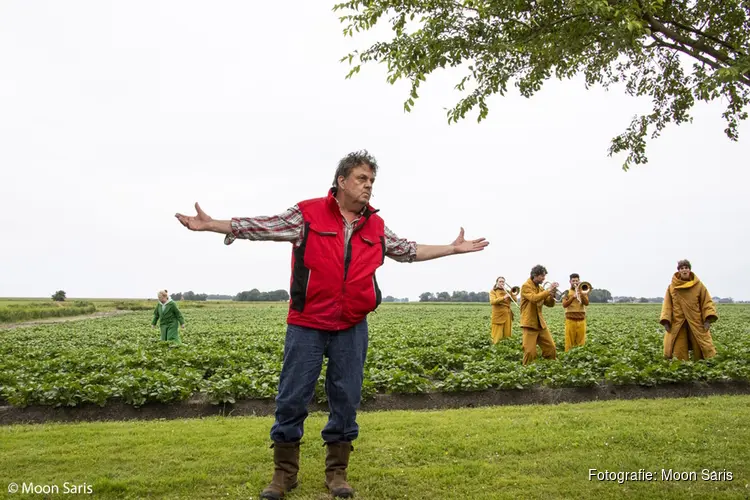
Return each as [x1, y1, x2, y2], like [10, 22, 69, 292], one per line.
[1, 1, 748, 301]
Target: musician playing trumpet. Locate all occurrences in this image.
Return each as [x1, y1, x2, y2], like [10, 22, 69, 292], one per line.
[561, 273, 590, 351]
[520, 265, 558, 365]
[489, 276, 518, 343]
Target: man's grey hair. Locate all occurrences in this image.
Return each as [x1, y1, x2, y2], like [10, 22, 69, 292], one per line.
[332, 150, 379, 188]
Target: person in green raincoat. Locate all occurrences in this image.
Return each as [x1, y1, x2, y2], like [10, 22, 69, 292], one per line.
[151, 289, 185, 344]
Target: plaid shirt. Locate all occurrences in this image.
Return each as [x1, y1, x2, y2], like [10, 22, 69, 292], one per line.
[224, 205, 417, 263]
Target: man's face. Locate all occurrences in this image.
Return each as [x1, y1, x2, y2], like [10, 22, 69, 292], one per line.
[496, 278, 505, 289]
[570, 277, 580, 288]
[533, 274, 545, 285]
[678, 266, 691, 280]
[159, 296, 167, 304]
[339, 165, 375, 205]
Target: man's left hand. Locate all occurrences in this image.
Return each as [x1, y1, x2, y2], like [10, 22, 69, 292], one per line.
[451, 227, 489, 253]
[703, 321, 711, 331]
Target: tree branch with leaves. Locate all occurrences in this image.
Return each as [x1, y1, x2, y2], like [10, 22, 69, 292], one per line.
[333, 0, 749, 169]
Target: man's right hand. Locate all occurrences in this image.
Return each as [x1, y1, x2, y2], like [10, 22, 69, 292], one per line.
[175, 202, 213, 231]
[664, 322, 671, 333]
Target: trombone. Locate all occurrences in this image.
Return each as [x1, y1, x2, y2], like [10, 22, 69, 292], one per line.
[503, 284, 521, 309]
[574, 281, 593, 301]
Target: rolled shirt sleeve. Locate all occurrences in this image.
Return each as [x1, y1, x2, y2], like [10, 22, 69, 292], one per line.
[224, 205, 305, 245]
[384, 226, 417, 263]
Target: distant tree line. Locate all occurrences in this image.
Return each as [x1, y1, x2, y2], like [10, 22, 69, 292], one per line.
[234, 289, 290, 302]
[612, 295, 735, 304]
[614, 296, 664, 303]
[169, 289, 289, 302]
[713, 297, 736, 304]
[167, 288, 736, 304]
[418, 288, 613, 303]
[170, 291, 210, 301]
[382, 296, 409, 303]
[419, 291, 490, 302]
[584, 289, 613, 303]
[615, 296, 735, 304]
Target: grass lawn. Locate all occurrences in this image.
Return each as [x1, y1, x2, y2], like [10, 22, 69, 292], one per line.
[2, 396, 749, 499]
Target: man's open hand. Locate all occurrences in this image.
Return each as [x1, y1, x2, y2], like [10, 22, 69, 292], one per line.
[450, 227, 489, 254]
[175, 203, 213, 231]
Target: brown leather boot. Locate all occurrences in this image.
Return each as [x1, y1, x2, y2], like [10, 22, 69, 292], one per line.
[260, 441, 300, 500]
[325, 441, 354, 498]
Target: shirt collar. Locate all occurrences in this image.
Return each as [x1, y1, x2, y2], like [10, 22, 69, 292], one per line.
[327, 187, 378, 217]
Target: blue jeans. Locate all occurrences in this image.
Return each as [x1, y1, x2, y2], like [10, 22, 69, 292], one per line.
[270, 320, 369, 443]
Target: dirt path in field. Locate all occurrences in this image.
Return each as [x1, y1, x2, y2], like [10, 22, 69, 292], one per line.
[2, 381, 749, 426]
[0, 310, 133, 330]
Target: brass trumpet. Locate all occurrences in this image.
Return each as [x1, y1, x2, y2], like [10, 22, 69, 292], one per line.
[543, 281, 564, 302]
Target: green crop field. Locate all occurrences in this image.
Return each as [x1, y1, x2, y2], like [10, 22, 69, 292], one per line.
[1, 303, 748, 409]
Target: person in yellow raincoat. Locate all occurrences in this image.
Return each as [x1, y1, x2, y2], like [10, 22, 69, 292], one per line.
[520, 265, 558, 365]
[660, 259, 718, 360]
[489, 276, 517, 343]
[561, 273, 589, 351]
